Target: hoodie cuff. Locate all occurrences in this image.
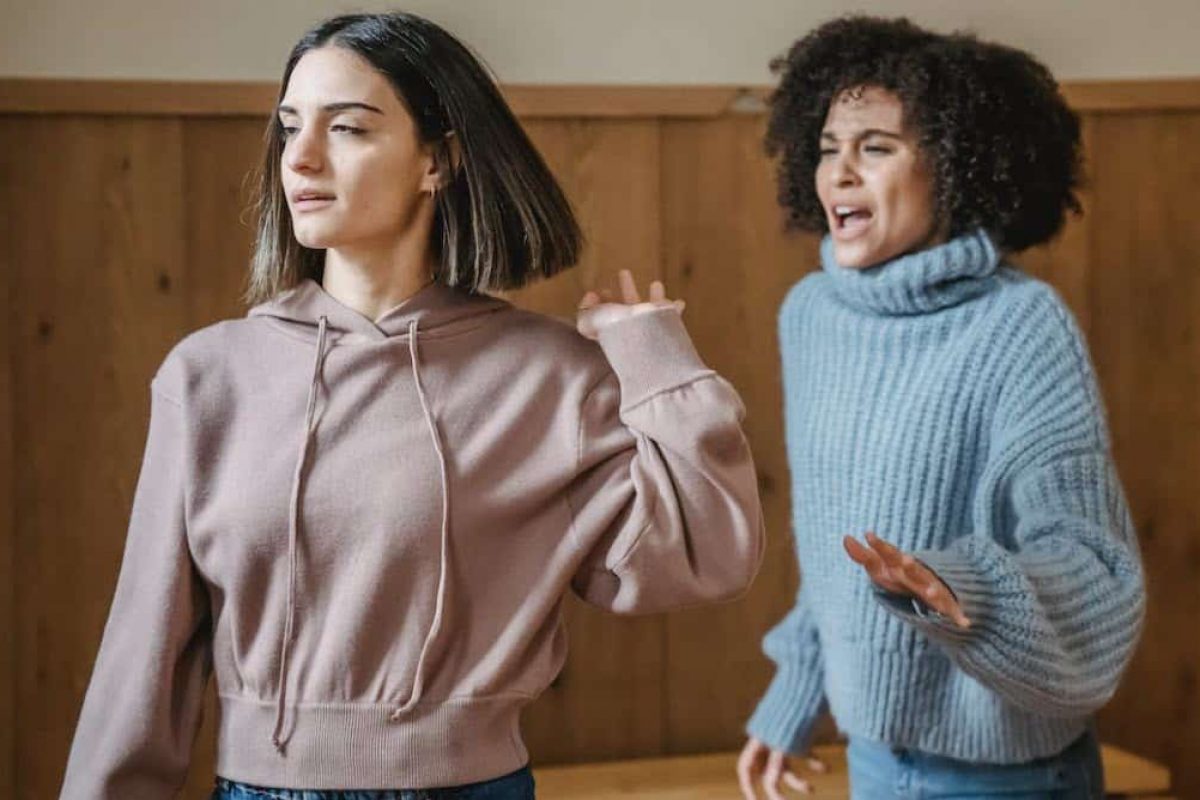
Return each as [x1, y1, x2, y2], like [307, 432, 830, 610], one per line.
[745, 664, 824, 756]
[595, 308, 714, 409]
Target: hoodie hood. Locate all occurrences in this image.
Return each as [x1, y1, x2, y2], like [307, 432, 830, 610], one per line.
[249, 277, 510, 343]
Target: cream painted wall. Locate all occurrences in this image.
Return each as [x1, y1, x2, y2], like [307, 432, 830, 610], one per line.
[1, 0, 1197, 83]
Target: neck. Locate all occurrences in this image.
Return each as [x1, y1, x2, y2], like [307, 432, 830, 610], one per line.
[819, 228, 1001, 316]
[322, 229, 437, 322]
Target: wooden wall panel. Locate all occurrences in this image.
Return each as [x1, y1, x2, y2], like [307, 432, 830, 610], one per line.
[1086, 111, 1200, 800]
[1010, 118, 1096, 335]
[514, 119, 669, 764]
[1, 91, 1198, 797]
[181, 118, 266, 330]
[0, 116, 16, 800]
[0, 115, 191, 796]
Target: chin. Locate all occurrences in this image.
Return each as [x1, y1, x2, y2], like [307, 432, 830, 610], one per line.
[291, 224, 341, 250]
[832, 241, 885, 270]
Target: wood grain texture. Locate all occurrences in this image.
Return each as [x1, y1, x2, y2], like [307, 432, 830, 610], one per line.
[4, 79, 1199, 116]
[1085, 111, 1200, 800]
[1, 115, 190, 796]
[0, 114, 16, 800]
[181, 117, 266, 329]
[0, 98, 1197, 797]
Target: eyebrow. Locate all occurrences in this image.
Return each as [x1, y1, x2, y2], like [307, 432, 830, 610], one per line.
[821, 128, 905, 141]
[277, 102, 385, 116]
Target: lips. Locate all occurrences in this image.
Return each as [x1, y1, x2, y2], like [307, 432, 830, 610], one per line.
[831, 204, 873, 238]
[290, 191, 336, 211]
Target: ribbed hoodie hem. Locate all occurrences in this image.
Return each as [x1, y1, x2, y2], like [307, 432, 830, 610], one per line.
[216, 693, 528, 790]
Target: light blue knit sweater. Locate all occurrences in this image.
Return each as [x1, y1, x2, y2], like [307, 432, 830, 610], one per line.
[746, 230, 1145, 764]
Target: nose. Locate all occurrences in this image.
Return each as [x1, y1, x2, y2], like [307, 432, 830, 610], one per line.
[283, 126, 323, 174]
[830, 149, 860, 187]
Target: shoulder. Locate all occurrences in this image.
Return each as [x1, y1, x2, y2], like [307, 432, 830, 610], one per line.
[489, 304, 610, 373]
[151, 318, 259, 401]
[988, 268, 1088, 364]
[778, 271, 830, 321]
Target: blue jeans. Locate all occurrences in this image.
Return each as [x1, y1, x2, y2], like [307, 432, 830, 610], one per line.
[847, 730, 1103, 799]
[211, 765, 535, 800]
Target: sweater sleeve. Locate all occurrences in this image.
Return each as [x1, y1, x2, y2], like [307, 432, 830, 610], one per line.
[878, 294, 1145, 718]
[745, 591, 826, 754]
[567, 308, 765, 613]
[60, 379, 212, 799]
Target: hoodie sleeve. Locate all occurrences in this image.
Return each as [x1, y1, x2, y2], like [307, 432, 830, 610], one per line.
[60, 377, 212, 799]
[875, 293, 1145, 718]
[566, 308, 765, 614]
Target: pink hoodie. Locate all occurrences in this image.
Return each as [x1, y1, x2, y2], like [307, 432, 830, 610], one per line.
[61, 278, 764, 796]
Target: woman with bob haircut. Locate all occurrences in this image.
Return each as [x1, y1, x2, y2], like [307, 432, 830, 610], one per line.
[737, 16, 1144, 800]
[62, 11, 764, 799]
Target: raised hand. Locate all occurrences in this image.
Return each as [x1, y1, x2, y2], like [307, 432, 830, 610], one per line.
[843, 532, 971, 629]
[576, 269, 685, 340]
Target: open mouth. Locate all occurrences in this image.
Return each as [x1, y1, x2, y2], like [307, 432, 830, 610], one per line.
[832, 205, 873, 234]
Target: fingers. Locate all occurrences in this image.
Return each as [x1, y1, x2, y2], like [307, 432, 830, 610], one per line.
[578, 291, 600, 310]
[738, 740, 825, 799]
[842, 534, 877, 568]
[588, 272, 684, 311]
[648, 280, 666, 303]
[737, 740, 765, 800]
[762, 751, 789, 800]
[901, 560, 971, 628]
[844, 535, 904, 593]
[865, 532, 905, 569]
[862, 534, 972, 629]
[782, 770, 813, 794]
[618, 269, 641, 304]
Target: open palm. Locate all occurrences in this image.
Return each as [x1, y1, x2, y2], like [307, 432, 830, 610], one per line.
[843, 532, 971, 629]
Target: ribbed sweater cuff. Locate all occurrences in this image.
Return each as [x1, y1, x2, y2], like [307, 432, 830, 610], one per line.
[596, 308, 714, 409]
[877, 548, 992, 645]
[745, 665, 824, 755]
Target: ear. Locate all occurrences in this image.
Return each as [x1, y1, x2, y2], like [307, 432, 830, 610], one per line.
[419, 144, 441, 196]
[419, 132, 461, 196]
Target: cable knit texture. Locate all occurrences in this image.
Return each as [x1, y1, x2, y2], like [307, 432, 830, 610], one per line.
[746, 230, 1144, 764]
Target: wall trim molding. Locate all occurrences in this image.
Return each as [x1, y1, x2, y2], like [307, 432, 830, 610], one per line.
[2, 77, 1198, 117]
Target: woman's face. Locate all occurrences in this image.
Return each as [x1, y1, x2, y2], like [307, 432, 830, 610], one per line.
[278, 46, 438, 253]
[815, 86, 942, 269]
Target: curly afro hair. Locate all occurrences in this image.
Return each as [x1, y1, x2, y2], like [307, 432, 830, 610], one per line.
[766, 16, 1083, 253]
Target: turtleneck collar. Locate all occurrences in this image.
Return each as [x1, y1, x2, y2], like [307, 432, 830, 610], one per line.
[820, 229, 1001, 316]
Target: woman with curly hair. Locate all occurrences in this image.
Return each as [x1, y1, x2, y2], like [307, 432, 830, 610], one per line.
[60, 11, 765, 799]
[737, 16, 1144, 800]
